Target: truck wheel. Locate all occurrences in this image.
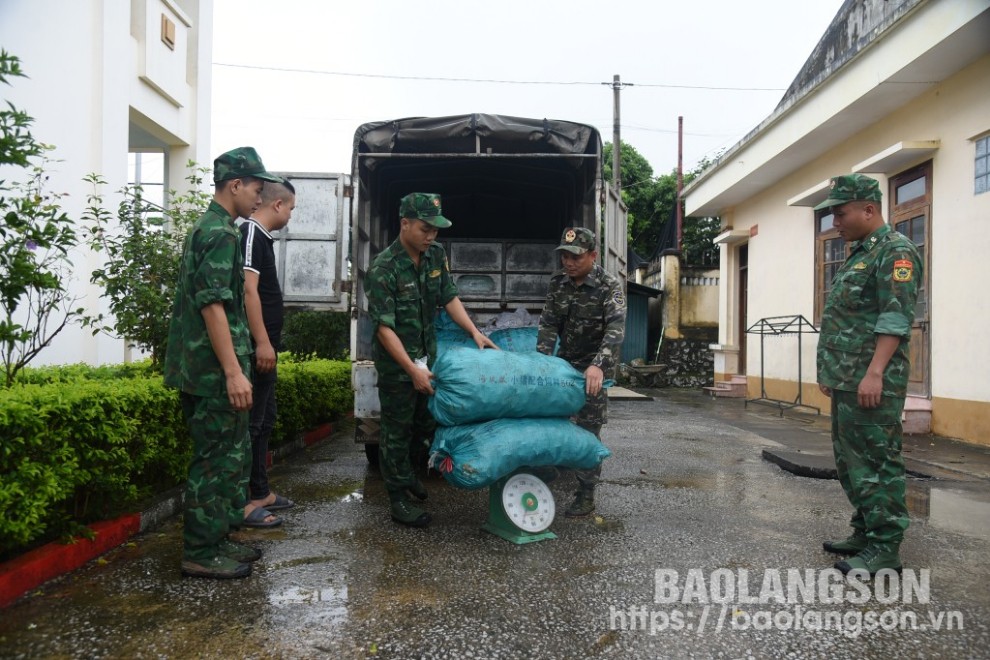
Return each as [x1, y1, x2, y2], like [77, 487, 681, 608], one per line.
[364, 443, 380, 467]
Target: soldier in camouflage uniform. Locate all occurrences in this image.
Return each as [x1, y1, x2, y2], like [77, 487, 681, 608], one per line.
[537, 227, 626, 517]
[815, 174, 922, 576]
[365, 192, 496, 527]
[164, 147, 283, 579]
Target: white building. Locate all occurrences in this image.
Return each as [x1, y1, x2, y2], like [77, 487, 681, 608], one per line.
[684, 0, 990, 446]
[0, 0, 213, 365]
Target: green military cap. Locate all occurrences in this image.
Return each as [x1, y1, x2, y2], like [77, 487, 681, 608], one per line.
[399, 192, 452, 228]
[555, 227, 597, 254]
[213, 146, 283, 184]
[814, 173, 882, 210]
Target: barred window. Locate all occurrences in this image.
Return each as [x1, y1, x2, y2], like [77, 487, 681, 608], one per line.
[976, 135, 989, 195]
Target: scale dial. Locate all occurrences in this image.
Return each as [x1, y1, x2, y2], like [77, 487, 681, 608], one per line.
[502, 473, 555, 532]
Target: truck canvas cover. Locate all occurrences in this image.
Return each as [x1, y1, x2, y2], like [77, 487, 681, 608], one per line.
[353, 114, 601, 170]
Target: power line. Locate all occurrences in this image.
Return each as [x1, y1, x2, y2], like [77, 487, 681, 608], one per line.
[212, 62, 786, 92]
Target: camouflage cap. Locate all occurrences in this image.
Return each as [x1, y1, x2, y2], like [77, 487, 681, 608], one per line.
[399, 192, 452, 228]
[213, 147, 283, 184]
[555, 227, 597, 254]
[814, 173, 882, 211]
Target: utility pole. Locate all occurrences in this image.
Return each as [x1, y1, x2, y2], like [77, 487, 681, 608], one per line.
[602, 75, 633, 195]
[677, 115, 684, 251]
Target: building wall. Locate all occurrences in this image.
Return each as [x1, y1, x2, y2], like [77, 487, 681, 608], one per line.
[679, 266, 719, 327]
[0, 0, 211, 366]
[726, 53, 990, 444]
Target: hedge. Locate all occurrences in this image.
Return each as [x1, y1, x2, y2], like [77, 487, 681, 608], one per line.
[0, 358, 351, 560]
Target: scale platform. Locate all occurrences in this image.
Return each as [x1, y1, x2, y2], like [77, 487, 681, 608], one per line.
[482, 472, 557, 544]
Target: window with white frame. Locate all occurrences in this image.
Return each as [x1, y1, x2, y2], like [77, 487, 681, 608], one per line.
[814, 209, 846, 324]
[128, 152, 165, 221]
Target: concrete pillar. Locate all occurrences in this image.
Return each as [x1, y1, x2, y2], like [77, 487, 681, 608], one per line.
[661, 249, 682, 339]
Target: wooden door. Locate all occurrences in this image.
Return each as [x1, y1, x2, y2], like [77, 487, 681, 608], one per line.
[889, 163, 931, 397]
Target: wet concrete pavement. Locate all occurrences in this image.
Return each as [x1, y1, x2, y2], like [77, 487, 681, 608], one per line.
[2, 390, 990, 659]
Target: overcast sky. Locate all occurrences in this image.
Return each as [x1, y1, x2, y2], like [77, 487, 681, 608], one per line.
[211, 0, 845, 178]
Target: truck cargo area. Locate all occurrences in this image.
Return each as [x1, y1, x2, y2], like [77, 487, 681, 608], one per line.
[349, 114, 626, 456]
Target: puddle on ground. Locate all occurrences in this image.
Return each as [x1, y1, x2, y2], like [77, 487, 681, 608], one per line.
[269, 584, 348, 608]
[274, 554, 342, 569]
[287, 480, 364, 502]
[907, 480, 990, 540]
[655, 471, 742, 492]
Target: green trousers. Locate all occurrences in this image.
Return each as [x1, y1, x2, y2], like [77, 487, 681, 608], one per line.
[574, 388, 608, 491]
[377, 379, 436, 499]
[830, 389, 909, 546]
[180, 392, 251, 562]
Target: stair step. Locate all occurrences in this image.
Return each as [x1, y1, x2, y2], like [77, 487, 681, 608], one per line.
[904, 395, 932, 411]
[903, 409, 932, 435]
[703, 383, 747, 398]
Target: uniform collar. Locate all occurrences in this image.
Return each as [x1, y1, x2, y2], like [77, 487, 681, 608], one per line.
[567, 264, 603, 288]
[387, 237, 419, 268]
[207, 199, 234, 223]
[854, 223, 891, 253]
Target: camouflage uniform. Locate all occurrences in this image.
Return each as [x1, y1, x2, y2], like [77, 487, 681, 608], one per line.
[816, 176, 922, 551]
[538, 227, 626, 491]
[164, 147, 281, 565]
[366, 193, 458, 500]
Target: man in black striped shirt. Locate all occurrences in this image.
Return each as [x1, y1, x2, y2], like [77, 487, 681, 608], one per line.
[239, 180, 296, 527]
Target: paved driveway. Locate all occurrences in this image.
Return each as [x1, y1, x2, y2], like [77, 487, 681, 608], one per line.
[2, 390, 988, 658]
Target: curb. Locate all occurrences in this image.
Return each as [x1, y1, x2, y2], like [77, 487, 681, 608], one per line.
[0, 515, 140, 609]
[0, 423, 335, 609]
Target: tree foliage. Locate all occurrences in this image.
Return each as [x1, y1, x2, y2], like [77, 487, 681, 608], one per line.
[604, 141, 720, 266]
[0, 51, 88, 387]
[83, 163, 211, 369]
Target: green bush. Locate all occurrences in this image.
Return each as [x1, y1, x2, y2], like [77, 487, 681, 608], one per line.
[15, 360, 159, 384]
[0, 358, 351, 559]
[281, 309, 350, 361]
[271, 359, 351, 448]
[0, 376, 187, 558]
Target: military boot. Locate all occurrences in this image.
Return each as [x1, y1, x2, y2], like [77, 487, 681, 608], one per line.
[218, 538, 262, 563]
[564, 489, 595, 518]
[835, 543, 902, 575]
[390, 498, 432, 528]
[405, 480, 428, 501]
[822, 532, 868, 556]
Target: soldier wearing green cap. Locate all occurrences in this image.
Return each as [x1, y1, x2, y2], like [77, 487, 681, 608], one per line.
[814, 173, 922, 576]
[365, 192, 496, 527]
[537, 226, 626, 517]
[164, 146, 282, 579]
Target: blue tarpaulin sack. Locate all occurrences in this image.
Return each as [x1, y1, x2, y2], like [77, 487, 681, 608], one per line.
[428, 347, 586, 426]
[430, 417, 611, 490]
[435, 311, 476, 356]
[488, 326, 538, 353]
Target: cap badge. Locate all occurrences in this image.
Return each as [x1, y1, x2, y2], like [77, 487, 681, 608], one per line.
[433, 198, 440, 207]
[565, 229, 576, 243]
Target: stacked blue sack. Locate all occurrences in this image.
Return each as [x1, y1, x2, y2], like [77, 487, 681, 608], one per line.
[428, 340, 611, 489]
[431, 418, 609, 490]
[428, 347, 586, 426]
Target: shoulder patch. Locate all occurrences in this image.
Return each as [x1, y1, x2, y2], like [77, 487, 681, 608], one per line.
[892, 259, 913, 283]
[612, 290, 626, 307]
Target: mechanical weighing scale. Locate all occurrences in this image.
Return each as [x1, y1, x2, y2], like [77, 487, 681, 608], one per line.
[482, 472, 556, 544]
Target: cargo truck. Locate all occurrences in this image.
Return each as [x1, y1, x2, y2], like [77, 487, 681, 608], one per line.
[348, 114, 628, 464]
